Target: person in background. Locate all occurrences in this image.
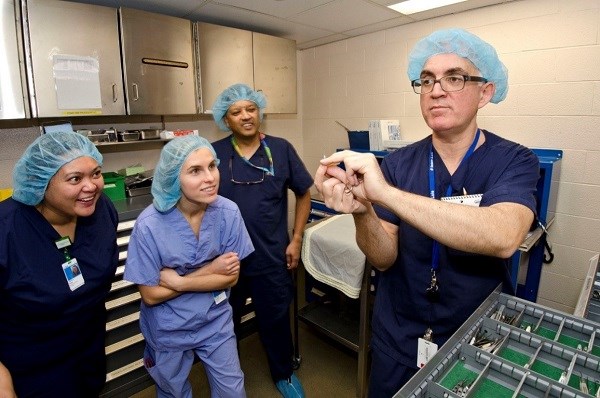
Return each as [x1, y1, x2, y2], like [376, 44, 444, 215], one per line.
[314, 28, 540, 397]
[0, 131, 119, 397]
[124, 135, 254, 398]
[211, 84, 313, 398]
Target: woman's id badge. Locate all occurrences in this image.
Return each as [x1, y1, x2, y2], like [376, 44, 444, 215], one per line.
[212, 290, 227, 304]
[62, 258, 84, 291]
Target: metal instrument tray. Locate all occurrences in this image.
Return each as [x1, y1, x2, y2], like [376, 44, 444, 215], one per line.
[396, 288, 600, 397]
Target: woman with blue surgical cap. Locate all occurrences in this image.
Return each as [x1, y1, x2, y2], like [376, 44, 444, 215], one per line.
[124, 135, 254, 398]
[211, 84, 312, 398]
[315, 29, 539, 396]
[0, 131, 119, 397]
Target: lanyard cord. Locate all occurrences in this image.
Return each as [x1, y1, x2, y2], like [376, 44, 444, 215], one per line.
[230, 134, 275, 176]
[428, 128, 481, 272]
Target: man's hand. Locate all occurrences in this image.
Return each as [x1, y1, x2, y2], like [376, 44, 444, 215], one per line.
[314, 150, 388, 213]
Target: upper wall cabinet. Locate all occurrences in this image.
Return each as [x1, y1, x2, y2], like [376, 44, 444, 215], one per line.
[196, 23, 253, 113]
[1, 0, 27, 120]
[252, 32, 297, 114]
[25, 0, 125, 118]
[120, 8, 197, 115]
[197, 23, 297, 114]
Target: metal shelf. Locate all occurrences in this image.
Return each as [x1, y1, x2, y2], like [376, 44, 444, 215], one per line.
[298, 301, 360, 352]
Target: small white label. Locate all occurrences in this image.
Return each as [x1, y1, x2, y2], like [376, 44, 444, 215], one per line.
[212, 290, 227, 305]
[417, 337, 438, 368]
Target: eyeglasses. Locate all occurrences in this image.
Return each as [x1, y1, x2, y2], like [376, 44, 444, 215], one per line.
[411, 74, 488, 95]
[229, 156, 265, 185]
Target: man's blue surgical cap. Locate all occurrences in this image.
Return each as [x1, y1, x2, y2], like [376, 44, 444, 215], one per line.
[407, 28, 508, 103]
[12, 131, 102, 206]
[212, 83, 267, 131]
[152, 135, 220, 212]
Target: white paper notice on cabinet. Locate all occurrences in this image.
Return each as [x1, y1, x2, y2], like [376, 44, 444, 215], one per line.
[53, 55, 102, 110]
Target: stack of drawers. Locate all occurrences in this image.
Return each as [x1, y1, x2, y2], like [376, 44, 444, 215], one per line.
[101, 219, 153, 397]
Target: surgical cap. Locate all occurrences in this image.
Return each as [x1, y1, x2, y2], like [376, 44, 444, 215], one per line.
[212, 83, 267, 131]
[152, 135, 220, 212]
[407, 28, 508, 103]
[12, 131, 102, 206]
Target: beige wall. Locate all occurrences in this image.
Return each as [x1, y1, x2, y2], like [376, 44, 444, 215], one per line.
[299, 0, 600, 313]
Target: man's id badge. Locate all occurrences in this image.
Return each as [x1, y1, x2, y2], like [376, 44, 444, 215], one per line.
[62, 258, 84, 291]
[417, 337, 438, 368]
[212, 290, 227, 304]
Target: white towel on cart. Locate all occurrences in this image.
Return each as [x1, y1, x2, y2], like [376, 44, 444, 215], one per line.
[301, 214, 366, 299]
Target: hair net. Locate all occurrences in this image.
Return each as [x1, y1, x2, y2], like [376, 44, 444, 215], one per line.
[152, 135, 220, 212]
[12, 131, 102, 206]
[212, 83, 267, 131]
[407, 28, 508, 103]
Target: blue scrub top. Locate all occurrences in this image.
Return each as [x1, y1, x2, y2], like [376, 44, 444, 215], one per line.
[372, 130, 539, 368]
[212, 134, 313, 276]
[0, 194, 119, 395]
[124, 195, 254, 351]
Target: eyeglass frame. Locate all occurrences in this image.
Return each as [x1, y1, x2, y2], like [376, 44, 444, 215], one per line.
[411, 74, 488, 95]
[229, 156, 265, 185]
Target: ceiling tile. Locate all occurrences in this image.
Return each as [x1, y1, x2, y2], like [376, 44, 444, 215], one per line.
[288, 0, 400, 33]
[67, 0, 513, 49]
[188, 2, 336, 44]
[210, 0, 337, 19]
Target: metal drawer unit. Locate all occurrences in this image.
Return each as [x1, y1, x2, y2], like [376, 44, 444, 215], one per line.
[395, 287, 600, 398]
[101, 218, 153, 397]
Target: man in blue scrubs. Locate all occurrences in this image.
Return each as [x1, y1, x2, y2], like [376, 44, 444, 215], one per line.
[212, 84, 313, 398]
[315, 29, 540, 397]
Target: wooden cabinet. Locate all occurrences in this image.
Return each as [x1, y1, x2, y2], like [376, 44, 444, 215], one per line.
[196, 23, 297, 114]
[25, 0, 125, 117]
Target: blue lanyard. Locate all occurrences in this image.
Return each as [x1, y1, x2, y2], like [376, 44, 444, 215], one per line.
[429, 128, 481, 271]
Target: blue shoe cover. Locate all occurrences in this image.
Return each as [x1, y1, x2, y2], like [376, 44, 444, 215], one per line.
[275, 373, 305, 398]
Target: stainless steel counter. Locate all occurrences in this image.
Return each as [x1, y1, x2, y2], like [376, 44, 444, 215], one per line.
[110, 194, 153, 220]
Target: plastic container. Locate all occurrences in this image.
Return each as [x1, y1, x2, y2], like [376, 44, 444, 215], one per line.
[347, 131, 369, 150]
[102, 172, 126, 201]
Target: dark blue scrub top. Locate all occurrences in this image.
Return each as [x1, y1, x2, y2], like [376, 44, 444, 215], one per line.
[372, 131, 539, 368]
[213, 134, 313, 276]
[0, 194, 119, 396]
